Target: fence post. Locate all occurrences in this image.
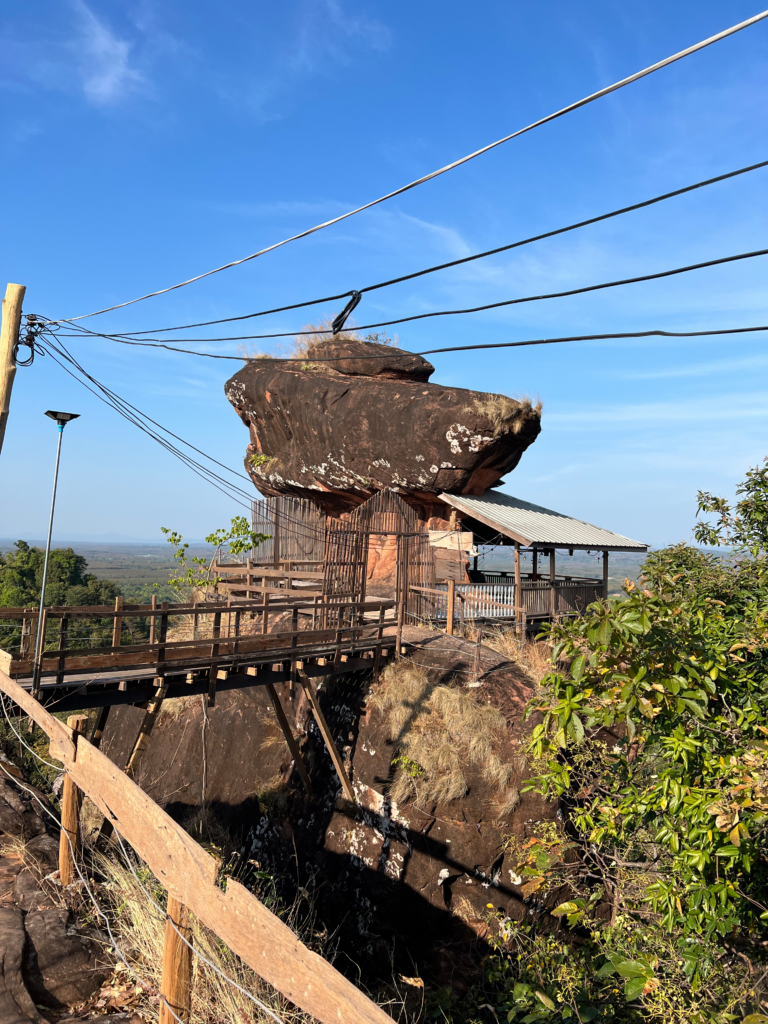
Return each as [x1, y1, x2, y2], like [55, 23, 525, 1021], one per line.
[159, 895, 193, 1024]
[395, 598, 405, 657]
[446, 580, 456, 636]
[59, 714, 88, 885]
[473, 627, 483, 684]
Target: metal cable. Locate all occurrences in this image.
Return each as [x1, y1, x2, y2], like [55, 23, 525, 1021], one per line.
[42, 245, 768, 349]
[66, 157, 768, 338]
[53, 9, 768, 323]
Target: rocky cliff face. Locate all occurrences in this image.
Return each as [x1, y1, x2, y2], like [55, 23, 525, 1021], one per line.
[99, 633, 558, 985]
[225, 339, 541, 517]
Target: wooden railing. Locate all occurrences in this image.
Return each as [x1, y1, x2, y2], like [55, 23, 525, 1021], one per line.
[0, 670, 393, 1024]
[408, 579, 604, 624]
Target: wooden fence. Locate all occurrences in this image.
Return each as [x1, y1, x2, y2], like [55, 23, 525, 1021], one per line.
[409, 579, 604, 625]
[0, 670, 393, 1024]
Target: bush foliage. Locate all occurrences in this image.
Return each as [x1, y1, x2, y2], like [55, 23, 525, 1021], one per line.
[452, 460, 768, 1024]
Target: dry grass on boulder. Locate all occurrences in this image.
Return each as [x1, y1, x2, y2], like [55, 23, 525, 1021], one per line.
[470, 393, 542, 436]
[370, 662, 518, 810]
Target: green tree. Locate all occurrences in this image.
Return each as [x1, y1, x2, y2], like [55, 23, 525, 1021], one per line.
[475, 465, 768, 1023]
[0, 541, 129, 653]
[160, 517, 269, 601]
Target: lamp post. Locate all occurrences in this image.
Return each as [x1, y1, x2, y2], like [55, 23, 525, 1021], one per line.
[32, 411, 80, 696]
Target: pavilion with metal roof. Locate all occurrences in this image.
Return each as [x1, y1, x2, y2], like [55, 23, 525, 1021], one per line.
[439, 491, 647, 553]
[435, 491, 647, 622]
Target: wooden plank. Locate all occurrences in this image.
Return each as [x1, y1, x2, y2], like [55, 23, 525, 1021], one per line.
[265, 682, 313, 797]
[0, 685, 393, 1023]
[217, 582, 322, 597]
[298, 674, 355, 803]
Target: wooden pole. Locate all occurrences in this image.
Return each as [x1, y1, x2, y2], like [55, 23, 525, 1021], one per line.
[602, 550, 609, 599]
[124, 679, 167, 779]
[111, 595, 124, 649]
[265, 682, 313, 797]
[514, 542, 522, 637]
[298, 674, 355, 802]
[149, 593, 158, 645]
[0, 283, 26, 457]
[549, 549, 557, 619]
[59, 714, 88, 886]
[446, 508, 457, 635]
[474, 627, 483, 684]
[159, 896, 193, 1024]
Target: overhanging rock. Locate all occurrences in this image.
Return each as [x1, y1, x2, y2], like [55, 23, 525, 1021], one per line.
[225, 340, 541, 517]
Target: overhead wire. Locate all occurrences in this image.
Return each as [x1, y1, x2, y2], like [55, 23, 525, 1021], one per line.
[42, 323, 768, 363]
[88, 156, 768, 338]
[46, 245, 768, 347]
[53, 9, 768, 323]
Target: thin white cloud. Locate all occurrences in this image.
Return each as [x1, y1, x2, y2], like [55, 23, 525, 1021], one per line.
[619, 354, 768, 381]
[69, 0, 144, 105]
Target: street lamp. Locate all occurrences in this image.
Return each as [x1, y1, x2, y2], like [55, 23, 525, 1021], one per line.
[32, 411, 80, 695]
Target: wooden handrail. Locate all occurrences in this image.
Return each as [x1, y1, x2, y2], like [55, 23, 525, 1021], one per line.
[0, 669, 392, 1024]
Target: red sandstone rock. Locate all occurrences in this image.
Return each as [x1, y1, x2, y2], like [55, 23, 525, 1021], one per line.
[225, 341, 541, 516]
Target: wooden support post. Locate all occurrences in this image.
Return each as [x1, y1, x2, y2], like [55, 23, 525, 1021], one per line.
[124, 679, 168, 779]
[111, 595, 124, 649]
[549, 549, 557, 619]
[290, 606, 299, 697]
[371, 605, 385, 682]
[32, 608, 48, 697]
[266, 683, 313, 797]
[89, 705, 110, 749]
[532, 548, 538, 581]
[474, 627, 483, 684]
[149, 593, 158, 645]
[208, 609, 222, 707]
[602, 550, 609, 600]
[298, 674, 355, 802]
[59, 714, 88, 886]
[55, 616, 69, 686]
[192, 600, 199, 641]
[19, 611, 31, 657]
[261, 588, 270, 635]
[0, 283, 26, 457]
[514, 542, 522, 637]
[159, 896, 193, 1024]
[446, 580, 456, 636]
[395, 598, 405, 657]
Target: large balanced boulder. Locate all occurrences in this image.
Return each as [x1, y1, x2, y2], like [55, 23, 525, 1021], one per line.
[225, 339, 541, 517]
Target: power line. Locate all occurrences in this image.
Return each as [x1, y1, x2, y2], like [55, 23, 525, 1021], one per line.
[49, 323, 768, 363]
[98, 156, 768, 337]
[46, 246, 768, 349]
[56, 9, 768, 323]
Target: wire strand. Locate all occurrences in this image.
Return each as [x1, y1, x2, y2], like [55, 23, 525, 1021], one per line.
[92, 156, 768, 337]
[50, 245, 768, 348]
[55, 9, 768, 323]
[46, 323, 768, 363]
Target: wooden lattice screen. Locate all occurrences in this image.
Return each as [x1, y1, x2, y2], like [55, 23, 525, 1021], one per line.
[350, 488, 419, 535]
[322, 521, 369, 626]
[251, 496, 326, 564]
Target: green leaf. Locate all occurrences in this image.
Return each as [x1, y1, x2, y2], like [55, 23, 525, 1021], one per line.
[741, 1016, 768, 1024]
[624, 977, 647, 1001]
[571, 655, 586, 681]
[534, 991, 555, 1011]
[551, 901, 580, 917]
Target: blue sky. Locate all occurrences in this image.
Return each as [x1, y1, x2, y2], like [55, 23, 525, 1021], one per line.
[0, 0, 766, 545]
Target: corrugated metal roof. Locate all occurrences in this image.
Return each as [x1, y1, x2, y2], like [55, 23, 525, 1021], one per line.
[440, 491, 647, 551]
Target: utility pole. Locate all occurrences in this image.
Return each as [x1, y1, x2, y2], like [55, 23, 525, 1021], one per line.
[0, 283, 26, 456]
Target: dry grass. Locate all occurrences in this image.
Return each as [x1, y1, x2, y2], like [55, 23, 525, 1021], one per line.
[238, 319, 399, 365]
[475, 626, 553, 684]
[370, 662, 518, 809]
[93, 850, 316, 1024]
[469, 393, 542, 436]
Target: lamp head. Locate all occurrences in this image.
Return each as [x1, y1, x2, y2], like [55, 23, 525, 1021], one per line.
[45, 410, 80, 428]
